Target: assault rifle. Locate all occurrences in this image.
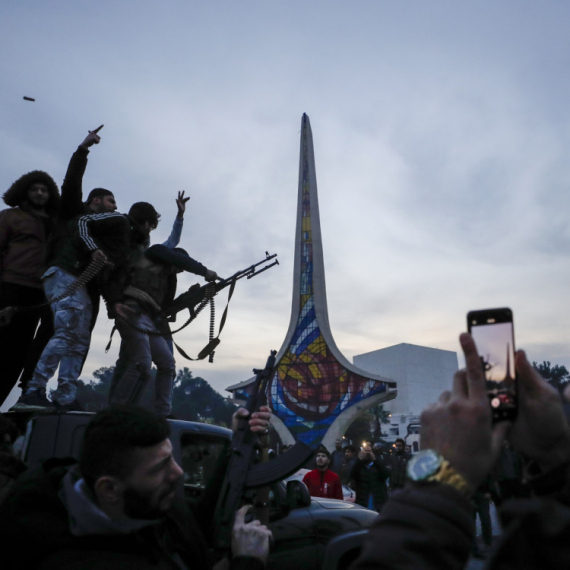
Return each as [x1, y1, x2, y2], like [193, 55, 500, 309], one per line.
[211, 350, 314, 556]
[164, 251, 279, 321]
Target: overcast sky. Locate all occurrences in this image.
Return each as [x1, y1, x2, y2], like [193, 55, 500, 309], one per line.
[2, 1, 570, 409]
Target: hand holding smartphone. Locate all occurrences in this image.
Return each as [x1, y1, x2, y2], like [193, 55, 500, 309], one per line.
[467, 308, 517, 422]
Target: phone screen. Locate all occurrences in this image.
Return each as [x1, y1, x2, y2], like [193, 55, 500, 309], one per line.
[468, 308, 517, 421]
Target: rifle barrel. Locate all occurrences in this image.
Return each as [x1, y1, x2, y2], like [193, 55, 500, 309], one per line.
[221, 253, 278, 283]
[167, 253, 278, 319]
[247, 260, 279, 279]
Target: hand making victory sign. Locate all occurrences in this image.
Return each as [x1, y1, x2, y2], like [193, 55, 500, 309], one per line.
[176, 190, 190, 219]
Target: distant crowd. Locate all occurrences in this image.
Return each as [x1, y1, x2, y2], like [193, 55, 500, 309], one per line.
[289, 438, 411, 510]
[297, 433, 530, 560]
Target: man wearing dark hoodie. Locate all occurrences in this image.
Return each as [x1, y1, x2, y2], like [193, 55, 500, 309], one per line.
[0, 168, 59, 406]
[351, 444, 390, 512]
[0, 404, 272, 570]
[387, 438, 409, 492]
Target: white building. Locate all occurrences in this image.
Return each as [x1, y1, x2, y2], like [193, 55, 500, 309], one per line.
[353, 343, 458, 452]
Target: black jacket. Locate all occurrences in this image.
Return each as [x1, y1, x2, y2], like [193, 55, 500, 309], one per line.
[388, 452, 409, 490]
[46, 145, 91, 265]
[350, 458, 390, 511]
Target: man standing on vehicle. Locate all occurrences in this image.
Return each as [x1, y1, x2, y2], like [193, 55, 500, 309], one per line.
[13, 195, 121, 412]
[302, 446, 344, 500]
[0, 169, 59, 406]
[105, 202, 218, 416]
[0, 404, 272, 569]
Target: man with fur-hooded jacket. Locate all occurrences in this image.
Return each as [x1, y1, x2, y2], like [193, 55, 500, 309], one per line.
[10, 129, 120, 412]
[0, 169, 59, 406]
[3, 128, 112, 410]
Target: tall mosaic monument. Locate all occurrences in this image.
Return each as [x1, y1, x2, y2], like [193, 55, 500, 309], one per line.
[229, 114, 396, 448]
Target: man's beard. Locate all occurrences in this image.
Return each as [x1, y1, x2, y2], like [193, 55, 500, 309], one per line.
[28, 196, 48, 210]
[122, 482, 178, 520]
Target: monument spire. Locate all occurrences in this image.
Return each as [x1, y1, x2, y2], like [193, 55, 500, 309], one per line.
[228, 114, 396, 447]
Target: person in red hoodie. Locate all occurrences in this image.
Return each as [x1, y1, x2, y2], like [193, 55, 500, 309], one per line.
[302, 446, 343, 500]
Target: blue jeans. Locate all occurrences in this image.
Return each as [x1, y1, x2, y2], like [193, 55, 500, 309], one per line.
[109, 305, 175, 416]
[27, 267, 92, 405]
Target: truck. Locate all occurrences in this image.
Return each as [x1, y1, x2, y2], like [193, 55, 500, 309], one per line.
[12, 410, 376, 570]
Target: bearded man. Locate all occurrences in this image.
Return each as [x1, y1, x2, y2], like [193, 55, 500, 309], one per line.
[0, 170, 59, 405]
[302, 446, 343, 500]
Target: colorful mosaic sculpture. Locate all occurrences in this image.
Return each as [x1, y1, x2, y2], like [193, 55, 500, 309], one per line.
[228, 114, 395, 447]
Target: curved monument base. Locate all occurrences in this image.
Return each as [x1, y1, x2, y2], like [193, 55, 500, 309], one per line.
[321, 389, 397, 451]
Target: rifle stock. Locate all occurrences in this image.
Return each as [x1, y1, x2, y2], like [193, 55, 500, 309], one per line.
[211, 350, 314, 556]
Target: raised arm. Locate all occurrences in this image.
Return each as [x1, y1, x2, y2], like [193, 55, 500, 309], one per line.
[161, 191, 190, 249]
[145, 243, 217, 279]
[59, 127, 103, 220]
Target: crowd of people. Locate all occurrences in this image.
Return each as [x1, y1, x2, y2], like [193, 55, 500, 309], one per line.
[301, 433, 532, 559]
[0, 127, 217, 416]
[300, 438, 411, 512]
[3, 130, 570, 569]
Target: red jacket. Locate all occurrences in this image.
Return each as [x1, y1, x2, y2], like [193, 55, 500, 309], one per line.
[302, 468, 343, 500]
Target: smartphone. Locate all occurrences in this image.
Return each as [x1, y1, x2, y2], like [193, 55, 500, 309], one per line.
[467, 307, 517, 422]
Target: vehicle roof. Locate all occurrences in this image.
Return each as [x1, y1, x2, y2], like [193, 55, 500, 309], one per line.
[9, 410, 233, 437]
[168, 418, 231, 437]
